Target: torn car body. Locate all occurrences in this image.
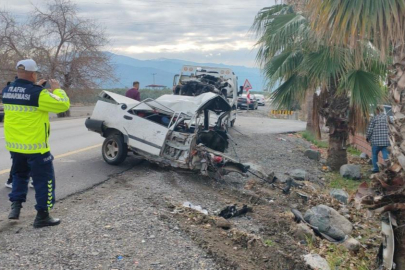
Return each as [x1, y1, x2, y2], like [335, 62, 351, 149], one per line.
[85, 90, 249, 176]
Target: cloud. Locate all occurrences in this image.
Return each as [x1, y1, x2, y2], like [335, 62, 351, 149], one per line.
[2, 0, 275, 67]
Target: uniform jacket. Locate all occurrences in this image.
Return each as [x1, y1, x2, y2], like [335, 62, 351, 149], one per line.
[366, 113, 390, 147]
[2, 79, 70, 154]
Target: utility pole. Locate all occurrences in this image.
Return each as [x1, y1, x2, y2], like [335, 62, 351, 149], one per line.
[152, 73, 157, 85]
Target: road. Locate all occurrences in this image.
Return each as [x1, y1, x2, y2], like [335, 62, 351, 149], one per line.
[0, 118, 134, 213]
[0, 107, 305, 213]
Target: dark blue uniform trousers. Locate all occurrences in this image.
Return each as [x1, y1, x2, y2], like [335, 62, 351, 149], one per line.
[9, 151, 56, 211]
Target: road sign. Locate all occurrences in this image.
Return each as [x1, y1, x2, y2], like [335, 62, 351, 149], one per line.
[243, 79, 252, 91]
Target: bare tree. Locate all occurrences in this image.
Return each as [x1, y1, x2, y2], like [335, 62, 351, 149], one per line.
[0, 0, 115, 116]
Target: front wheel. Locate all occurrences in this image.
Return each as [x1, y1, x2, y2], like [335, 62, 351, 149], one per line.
[102, 134, 128, 165]
[230, 119, 235, 127]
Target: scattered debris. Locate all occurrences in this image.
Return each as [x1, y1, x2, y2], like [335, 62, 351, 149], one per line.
[340, 164, 361, 180]
[329, 188, 349, 204]
[304, 149, 321, 161]
[377, 212, 396, 270]
[218, 204, 252, 219]
[182, 201, 208, 215]
[360, 152, 369, 159]
[303, 254, 331, 270]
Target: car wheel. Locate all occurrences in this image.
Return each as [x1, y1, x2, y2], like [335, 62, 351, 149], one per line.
[0, 115, 3, 122]
[231, 119, 235, 127]
[102, 134, 128, 165]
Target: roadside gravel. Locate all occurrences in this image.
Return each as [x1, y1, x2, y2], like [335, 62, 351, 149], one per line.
[0, 106, 319, 269]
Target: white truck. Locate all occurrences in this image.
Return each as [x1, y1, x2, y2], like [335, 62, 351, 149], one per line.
[173, 65, 239, 128]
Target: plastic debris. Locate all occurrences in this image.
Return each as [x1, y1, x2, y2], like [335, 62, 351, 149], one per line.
[117, 255, 123, 261]
[182, 201, 208, 215]
[219, 204, 252, 219]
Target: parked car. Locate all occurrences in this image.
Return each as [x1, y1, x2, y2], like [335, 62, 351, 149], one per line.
[85, 91, 254, 177]
[255, 94, 266, 106]
[237, 94, 258, 110]
[0, 93, 4, 123]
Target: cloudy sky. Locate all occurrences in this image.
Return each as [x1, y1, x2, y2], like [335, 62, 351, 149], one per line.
[2, 0, 276, 67]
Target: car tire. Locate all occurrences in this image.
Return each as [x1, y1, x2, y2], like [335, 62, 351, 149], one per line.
[0, 115, 3, 123]
[102, 134, 128, 165]
[230, 119, 235, 127]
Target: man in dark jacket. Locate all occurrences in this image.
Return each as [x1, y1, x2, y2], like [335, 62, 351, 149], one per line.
[125, 81, 141, 101]
[366, 106, 390, 173]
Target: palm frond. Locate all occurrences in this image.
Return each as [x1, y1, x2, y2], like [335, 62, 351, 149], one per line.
[305, 0, 405, 59]
[339, 70, 384, 118]
[271, 74, 308, 110]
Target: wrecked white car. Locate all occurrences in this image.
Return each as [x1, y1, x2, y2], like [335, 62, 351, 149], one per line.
[85, 91, 249, 177]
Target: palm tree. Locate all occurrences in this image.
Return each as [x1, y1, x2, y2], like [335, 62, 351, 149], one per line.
[301, 1, 405, 268]
[252, 5, 386, 170]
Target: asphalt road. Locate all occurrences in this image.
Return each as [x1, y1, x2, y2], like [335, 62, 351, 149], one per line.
[0, 118, 134, 213]
[0, 106, 306, 214]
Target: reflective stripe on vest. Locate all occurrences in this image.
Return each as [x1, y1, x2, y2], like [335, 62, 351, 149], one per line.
[4, 104, 38, 112]
[6, 142, 47, 151]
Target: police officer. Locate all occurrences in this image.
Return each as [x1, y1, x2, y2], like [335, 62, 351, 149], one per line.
[2, 59, 70, 228]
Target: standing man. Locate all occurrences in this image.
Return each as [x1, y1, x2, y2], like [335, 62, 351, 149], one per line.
[2, 59, 70, 228]
[366, 106, 390, 173]
[125, 81, 141, 101]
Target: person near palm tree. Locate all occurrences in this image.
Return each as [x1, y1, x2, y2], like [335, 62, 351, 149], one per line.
[366, 106, 390, 173]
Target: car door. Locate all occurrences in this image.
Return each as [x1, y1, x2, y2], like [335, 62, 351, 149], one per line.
[122, 112, 169, 156]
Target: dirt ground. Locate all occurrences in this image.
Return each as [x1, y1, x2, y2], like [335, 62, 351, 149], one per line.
[0, 107, 323, 270]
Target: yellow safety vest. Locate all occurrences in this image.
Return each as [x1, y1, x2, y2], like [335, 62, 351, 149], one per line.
[2, 79, 70, 154]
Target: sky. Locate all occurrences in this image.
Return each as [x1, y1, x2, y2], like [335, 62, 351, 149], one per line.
[1, 0, 276, 67]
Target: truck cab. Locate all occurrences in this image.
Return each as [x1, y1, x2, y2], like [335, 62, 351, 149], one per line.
[173, 65, 238, 127]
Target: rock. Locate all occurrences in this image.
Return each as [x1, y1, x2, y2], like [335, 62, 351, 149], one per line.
[329, 189, 349, 204]
[304, 149, 321, 161]
[343, 237, 360, 252]
[360, 152, 369, 159]
[290, 169, 307, 180]
[340, 164, 361, 180]
[214, 217, 231, 230]
[303, 254, 331, 270]
[319, 158, 327, 165]
[304, 204, 353, 241]
[293, 223, 315, 242]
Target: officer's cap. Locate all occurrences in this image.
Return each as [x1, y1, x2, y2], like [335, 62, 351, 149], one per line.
[16, 59, 39, 72]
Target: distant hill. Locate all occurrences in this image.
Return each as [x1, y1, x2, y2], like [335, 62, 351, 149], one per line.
[104, 52, 265, 91]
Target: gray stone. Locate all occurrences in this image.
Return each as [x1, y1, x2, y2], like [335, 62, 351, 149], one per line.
[343, 237, 360, 252]
[214, 217, 231, 230]
[303, 254, 331, 270]
[304, 149, 321, 161]
[304, 204, 353, 241]
[290, 169, 307, 180]
[360, 152, 369, 159]
[319, 158, 327, 165]
[294, 223, 316, 242]
[340, 164, 361, 180]
[330, 189, 349, 204]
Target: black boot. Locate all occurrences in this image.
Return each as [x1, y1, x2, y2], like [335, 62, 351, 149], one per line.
[8, 201, 22, 220]
[33, 210, 61, 228]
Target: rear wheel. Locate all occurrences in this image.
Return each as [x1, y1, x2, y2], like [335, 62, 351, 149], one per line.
[102, 134, 128, 165]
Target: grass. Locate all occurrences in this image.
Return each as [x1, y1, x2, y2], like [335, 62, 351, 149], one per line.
[327, 171, 366, 192]
[325, 243, 371, 270]
[264, 239, 276, 247]
[301, 131, 328, 148]
[347, 146, 362, 156]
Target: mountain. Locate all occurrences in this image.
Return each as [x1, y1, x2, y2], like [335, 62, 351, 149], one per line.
[104, 53, 265, 91]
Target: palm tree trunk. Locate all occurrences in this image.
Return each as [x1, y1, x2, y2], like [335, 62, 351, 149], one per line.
[319, 83, 349, 170]
[305, 90, 321, 139]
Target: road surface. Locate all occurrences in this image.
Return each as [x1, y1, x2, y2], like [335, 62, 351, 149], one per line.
[0, 107, 306, 213]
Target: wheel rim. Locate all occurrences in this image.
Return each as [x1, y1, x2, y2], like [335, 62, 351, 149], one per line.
[104, 139, 119, 160]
